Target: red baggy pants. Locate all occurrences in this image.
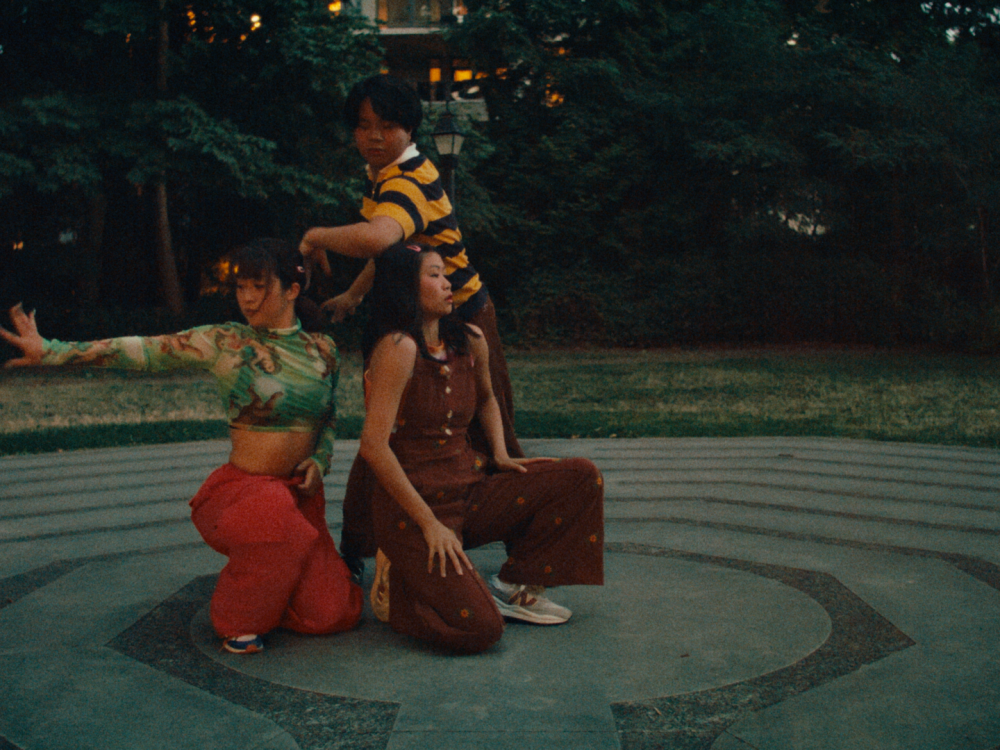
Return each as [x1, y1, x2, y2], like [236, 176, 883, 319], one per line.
[190, 464, 363, 638]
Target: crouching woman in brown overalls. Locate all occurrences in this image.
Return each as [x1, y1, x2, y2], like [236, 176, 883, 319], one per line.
[358, 241, 604, 654]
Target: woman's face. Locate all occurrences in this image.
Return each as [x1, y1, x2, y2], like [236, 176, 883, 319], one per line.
[354, 98, 412, 172]
[236, 274, 298, 328]
[418, 252, 453, 321]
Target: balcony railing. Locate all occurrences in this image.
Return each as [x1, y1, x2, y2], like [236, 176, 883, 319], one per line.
[376, 0, 466, 28]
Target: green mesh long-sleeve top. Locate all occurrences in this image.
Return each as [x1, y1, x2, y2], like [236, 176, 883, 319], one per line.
[40, 321, 339, 473]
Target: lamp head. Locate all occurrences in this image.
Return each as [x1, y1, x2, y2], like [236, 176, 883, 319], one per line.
[432, 114, 464, 157]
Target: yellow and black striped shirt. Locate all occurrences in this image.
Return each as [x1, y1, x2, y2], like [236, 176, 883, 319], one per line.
[361, 153, 484, 313]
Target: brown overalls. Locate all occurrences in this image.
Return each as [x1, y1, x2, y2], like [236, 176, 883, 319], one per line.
[371, 345, 604, 653]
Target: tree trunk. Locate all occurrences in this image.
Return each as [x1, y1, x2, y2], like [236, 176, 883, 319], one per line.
[152, 1, 184, 316]
[154, 180, 185, 316]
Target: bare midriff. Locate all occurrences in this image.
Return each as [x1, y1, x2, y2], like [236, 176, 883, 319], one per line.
[228, 428, 318, 477]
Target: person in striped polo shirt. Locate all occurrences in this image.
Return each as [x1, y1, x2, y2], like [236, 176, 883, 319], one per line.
[300, 74, 523, 577]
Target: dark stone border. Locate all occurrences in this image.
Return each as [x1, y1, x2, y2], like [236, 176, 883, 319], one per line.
[106, 575, 399, 750]
[606, 542, 915, 749]
[107, 544, 911, 750]
[937, 552, 1000, 591]
[0, 559, 87, 611]
[0, 543, 204, 612]
[0, 541, 921, 750]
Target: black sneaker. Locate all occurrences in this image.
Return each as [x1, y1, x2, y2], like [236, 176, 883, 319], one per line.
[344, 555, 365, 586]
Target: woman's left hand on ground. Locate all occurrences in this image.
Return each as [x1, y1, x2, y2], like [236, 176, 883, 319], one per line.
[493, 456, 557, 474]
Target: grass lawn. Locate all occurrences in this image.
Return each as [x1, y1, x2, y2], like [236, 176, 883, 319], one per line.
[2, 347, 1000, 455]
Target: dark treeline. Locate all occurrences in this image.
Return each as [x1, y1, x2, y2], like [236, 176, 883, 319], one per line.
[2, 1, 999, 350]
[449, 0, 1000, 349]
[0, 0, 382, 342]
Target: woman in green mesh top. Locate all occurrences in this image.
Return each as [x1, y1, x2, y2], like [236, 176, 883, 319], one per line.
[0, 238, 362, 654]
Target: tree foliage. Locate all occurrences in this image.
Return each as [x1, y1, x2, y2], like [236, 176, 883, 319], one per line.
[449, 0, 1000, 349]
[4, 1, 1000, 350]
[1, 0, 381, 325]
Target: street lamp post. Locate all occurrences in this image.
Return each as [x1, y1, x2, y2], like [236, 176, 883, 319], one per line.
[432, 110, 465, 207]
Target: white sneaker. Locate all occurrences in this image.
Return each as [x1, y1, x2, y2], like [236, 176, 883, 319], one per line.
[488, 575, 571, 625]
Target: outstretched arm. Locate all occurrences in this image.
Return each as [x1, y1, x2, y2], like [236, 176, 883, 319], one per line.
[299, 216, 403, 271]
[359, 334, 472, 577]
[300, 217, 402, 321]
[0, 304, 44, 367]
[1, 303, 228, 373]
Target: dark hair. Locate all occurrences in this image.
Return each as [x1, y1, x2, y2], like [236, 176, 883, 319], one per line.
[229, 238, 326, 332]
[344, 74, 422, 133]
[362, 241, 475, 361]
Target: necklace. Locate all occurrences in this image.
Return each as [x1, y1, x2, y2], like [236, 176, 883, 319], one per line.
[426, 340, 446, 356]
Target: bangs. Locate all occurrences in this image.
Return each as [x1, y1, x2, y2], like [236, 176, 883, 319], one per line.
[231, 249, 277, 282]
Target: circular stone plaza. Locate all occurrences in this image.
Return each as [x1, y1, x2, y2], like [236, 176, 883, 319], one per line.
[1, 436, 998, 750]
